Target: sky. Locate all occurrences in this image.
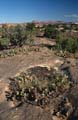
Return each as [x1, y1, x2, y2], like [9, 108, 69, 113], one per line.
[0, 0, 78, 23]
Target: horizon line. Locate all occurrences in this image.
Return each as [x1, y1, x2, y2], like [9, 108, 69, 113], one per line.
[0, 20, 77, 24]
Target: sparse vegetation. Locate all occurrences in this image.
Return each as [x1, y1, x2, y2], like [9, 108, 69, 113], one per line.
[0, 22, 78, 120]
[0, 22, 78, 56]
[0, 23, 37, 49]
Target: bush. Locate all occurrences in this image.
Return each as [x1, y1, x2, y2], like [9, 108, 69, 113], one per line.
[26, 23, 35, 31]
[0, 38, 10, 49]
[44, 24, 58, 39]
[56, 33, 78, 53]
[66, 38, 78, 53]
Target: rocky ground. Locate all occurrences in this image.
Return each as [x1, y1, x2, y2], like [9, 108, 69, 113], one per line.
[0, 44, 78, 120]
[0, 46, 63, 120]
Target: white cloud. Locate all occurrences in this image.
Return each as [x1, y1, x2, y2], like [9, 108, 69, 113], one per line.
[64, 14, 78, 18]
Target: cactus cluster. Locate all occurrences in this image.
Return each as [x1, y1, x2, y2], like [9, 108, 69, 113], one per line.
[5, 66, 70, 108]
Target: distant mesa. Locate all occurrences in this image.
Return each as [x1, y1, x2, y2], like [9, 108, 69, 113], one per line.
[0, 20, 77, 28]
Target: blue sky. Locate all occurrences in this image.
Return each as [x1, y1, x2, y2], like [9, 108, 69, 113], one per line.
[0, 0, 78, 23]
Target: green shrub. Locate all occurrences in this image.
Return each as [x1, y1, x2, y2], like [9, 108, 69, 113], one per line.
[0, 38, 10, 49]
[44, 24, 58, 39]
[56, 33, 78, 53]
